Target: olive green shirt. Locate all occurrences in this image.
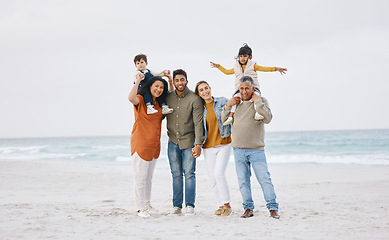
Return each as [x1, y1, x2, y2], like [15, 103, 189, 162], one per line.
[165, 88, 204, 149]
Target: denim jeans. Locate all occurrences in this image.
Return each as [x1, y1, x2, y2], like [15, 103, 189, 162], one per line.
[168, 140, 196, 208]
[233, 148, 278, 211]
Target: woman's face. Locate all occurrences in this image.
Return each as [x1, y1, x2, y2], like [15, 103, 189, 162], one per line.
[197, 83, 212, 101]
[150, 80, 165, 98]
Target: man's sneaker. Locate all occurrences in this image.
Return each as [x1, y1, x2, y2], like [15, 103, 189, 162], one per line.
[185, 206, 195, 216]
[254, 112, 264, 120]
[169, 207, 182, 215]
[147, 105, 158, 114]
[137, 210, 150, 218]
[223, 116, 233, 126]
[162, 105, 174, 115]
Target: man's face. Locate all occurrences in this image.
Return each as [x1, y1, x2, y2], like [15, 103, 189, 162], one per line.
[239, 82, 254, 101]
[173, 74, 188, 92]
[135, 59, 147, 71]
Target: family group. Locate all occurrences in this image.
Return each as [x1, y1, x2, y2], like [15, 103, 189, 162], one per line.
[128, 44, 287, 219]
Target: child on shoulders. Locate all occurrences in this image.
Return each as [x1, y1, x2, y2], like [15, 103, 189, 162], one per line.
[210, 43, 287, 125]
[133, 54, 174, 115]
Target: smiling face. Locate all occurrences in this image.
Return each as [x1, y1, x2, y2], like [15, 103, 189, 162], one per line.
[173, 74, 188, 94]
[150, 80, 165, 99]
[196, 82, 212, 102]
[135, 59, 147, 71]
[239, 81, 255, 101]
[239, 54, 251, 65]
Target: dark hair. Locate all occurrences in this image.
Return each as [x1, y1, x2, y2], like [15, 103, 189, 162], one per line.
[239, 76, 254, 86]
[173, 69, 187, 81]
[195, 80, 209, 98]
[133, 54, 147, 64]
[238, 43, 252, 56]
[138, 76, 169, 106]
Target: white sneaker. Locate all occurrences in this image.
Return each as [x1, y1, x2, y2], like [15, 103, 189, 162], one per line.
[137, 210, 150, 218]
[223, 116, 233, 126]
[169, 207, 182, 215]
[254, 112, 264, 120]
[185, 206, 195, 216]
[146, 205, 158, 214]
[162, 105, 173, 115]
[147, 105, 158, 114]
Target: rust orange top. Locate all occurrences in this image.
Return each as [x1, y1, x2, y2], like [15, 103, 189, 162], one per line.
[130, 95, 162, 161]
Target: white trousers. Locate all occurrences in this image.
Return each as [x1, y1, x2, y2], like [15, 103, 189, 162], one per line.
[203, 144, 231, 207]
[132, 152, 157, 211]
[231, 91, 260, 113]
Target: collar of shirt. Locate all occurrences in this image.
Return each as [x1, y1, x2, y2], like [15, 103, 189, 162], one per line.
[173, 87, 190, 98]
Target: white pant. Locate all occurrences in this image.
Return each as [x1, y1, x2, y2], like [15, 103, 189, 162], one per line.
[231, 91, 260, 113]
[132, 152, 157, 211]
[203, 144, 231, 207]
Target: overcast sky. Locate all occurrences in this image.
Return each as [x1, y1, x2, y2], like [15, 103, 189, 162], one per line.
[1, 0, 388, 138]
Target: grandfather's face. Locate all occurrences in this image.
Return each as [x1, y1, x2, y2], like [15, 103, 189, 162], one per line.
[239, 82, 254, 101]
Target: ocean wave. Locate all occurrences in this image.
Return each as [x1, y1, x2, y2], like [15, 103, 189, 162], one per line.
[265, 153, 389, 166]
[91, 145, 129, 150]
[0, 145, 48, 154]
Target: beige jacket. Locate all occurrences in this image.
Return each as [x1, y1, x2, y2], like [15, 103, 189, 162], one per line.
[233, 59, 259, 90]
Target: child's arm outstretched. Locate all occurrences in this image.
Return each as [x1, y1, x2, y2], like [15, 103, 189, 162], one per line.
[254, 64, 287, 75]
[275, 67, 287, 75]
[210, 61, 235, 75]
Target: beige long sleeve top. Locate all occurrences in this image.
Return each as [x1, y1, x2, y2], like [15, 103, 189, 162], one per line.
[221, 97, 272, 150]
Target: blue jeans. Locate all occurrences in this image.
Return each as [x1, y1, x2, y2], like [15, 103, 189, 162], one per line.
[168, 140, 196, 208]
[233, 148, 278, 211]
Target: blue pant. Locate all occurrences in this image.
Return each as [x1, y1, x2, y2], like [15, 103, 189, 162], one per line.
[233, 148, 278, 211]
[168, 140, 196, 208]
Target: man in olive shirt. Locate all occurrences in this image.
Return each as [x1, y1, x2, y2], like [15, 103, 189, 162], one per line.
[165, 69, 204, 216]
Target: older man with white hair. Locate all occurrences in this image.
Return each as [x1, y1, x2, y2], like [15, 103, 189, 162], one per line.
[221, 76, 279, 219]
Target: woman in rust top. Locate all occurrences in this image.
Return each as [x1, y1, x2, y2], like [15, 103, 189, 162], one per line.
[128, 73, 171, 218]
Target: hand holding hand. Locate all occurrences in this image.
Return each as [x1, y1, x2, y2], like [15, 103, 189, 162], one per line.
[251, 94, 260, 102]
[135, 73, 144, 82]
[226, 96, 240, 107]
[191, 145, 202, 158]
[163, 70, 171, 76]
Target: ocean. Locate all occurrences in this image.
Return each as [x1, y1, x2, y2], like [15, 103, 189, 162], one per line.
[1, 129, 389, 166]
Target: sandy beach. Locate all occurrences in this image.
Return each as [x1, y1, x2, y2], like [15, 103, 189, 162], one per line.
[1, 159, 388, 240]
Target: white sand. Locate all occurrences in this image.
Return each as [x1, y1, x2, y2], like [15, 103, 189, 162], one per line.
[1, 159, 389, 240]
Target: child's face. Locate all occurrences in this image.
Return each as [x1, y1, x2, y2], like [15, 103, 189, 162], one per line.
[135, 59, 147, 71]
[239, 54, 251, 65]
